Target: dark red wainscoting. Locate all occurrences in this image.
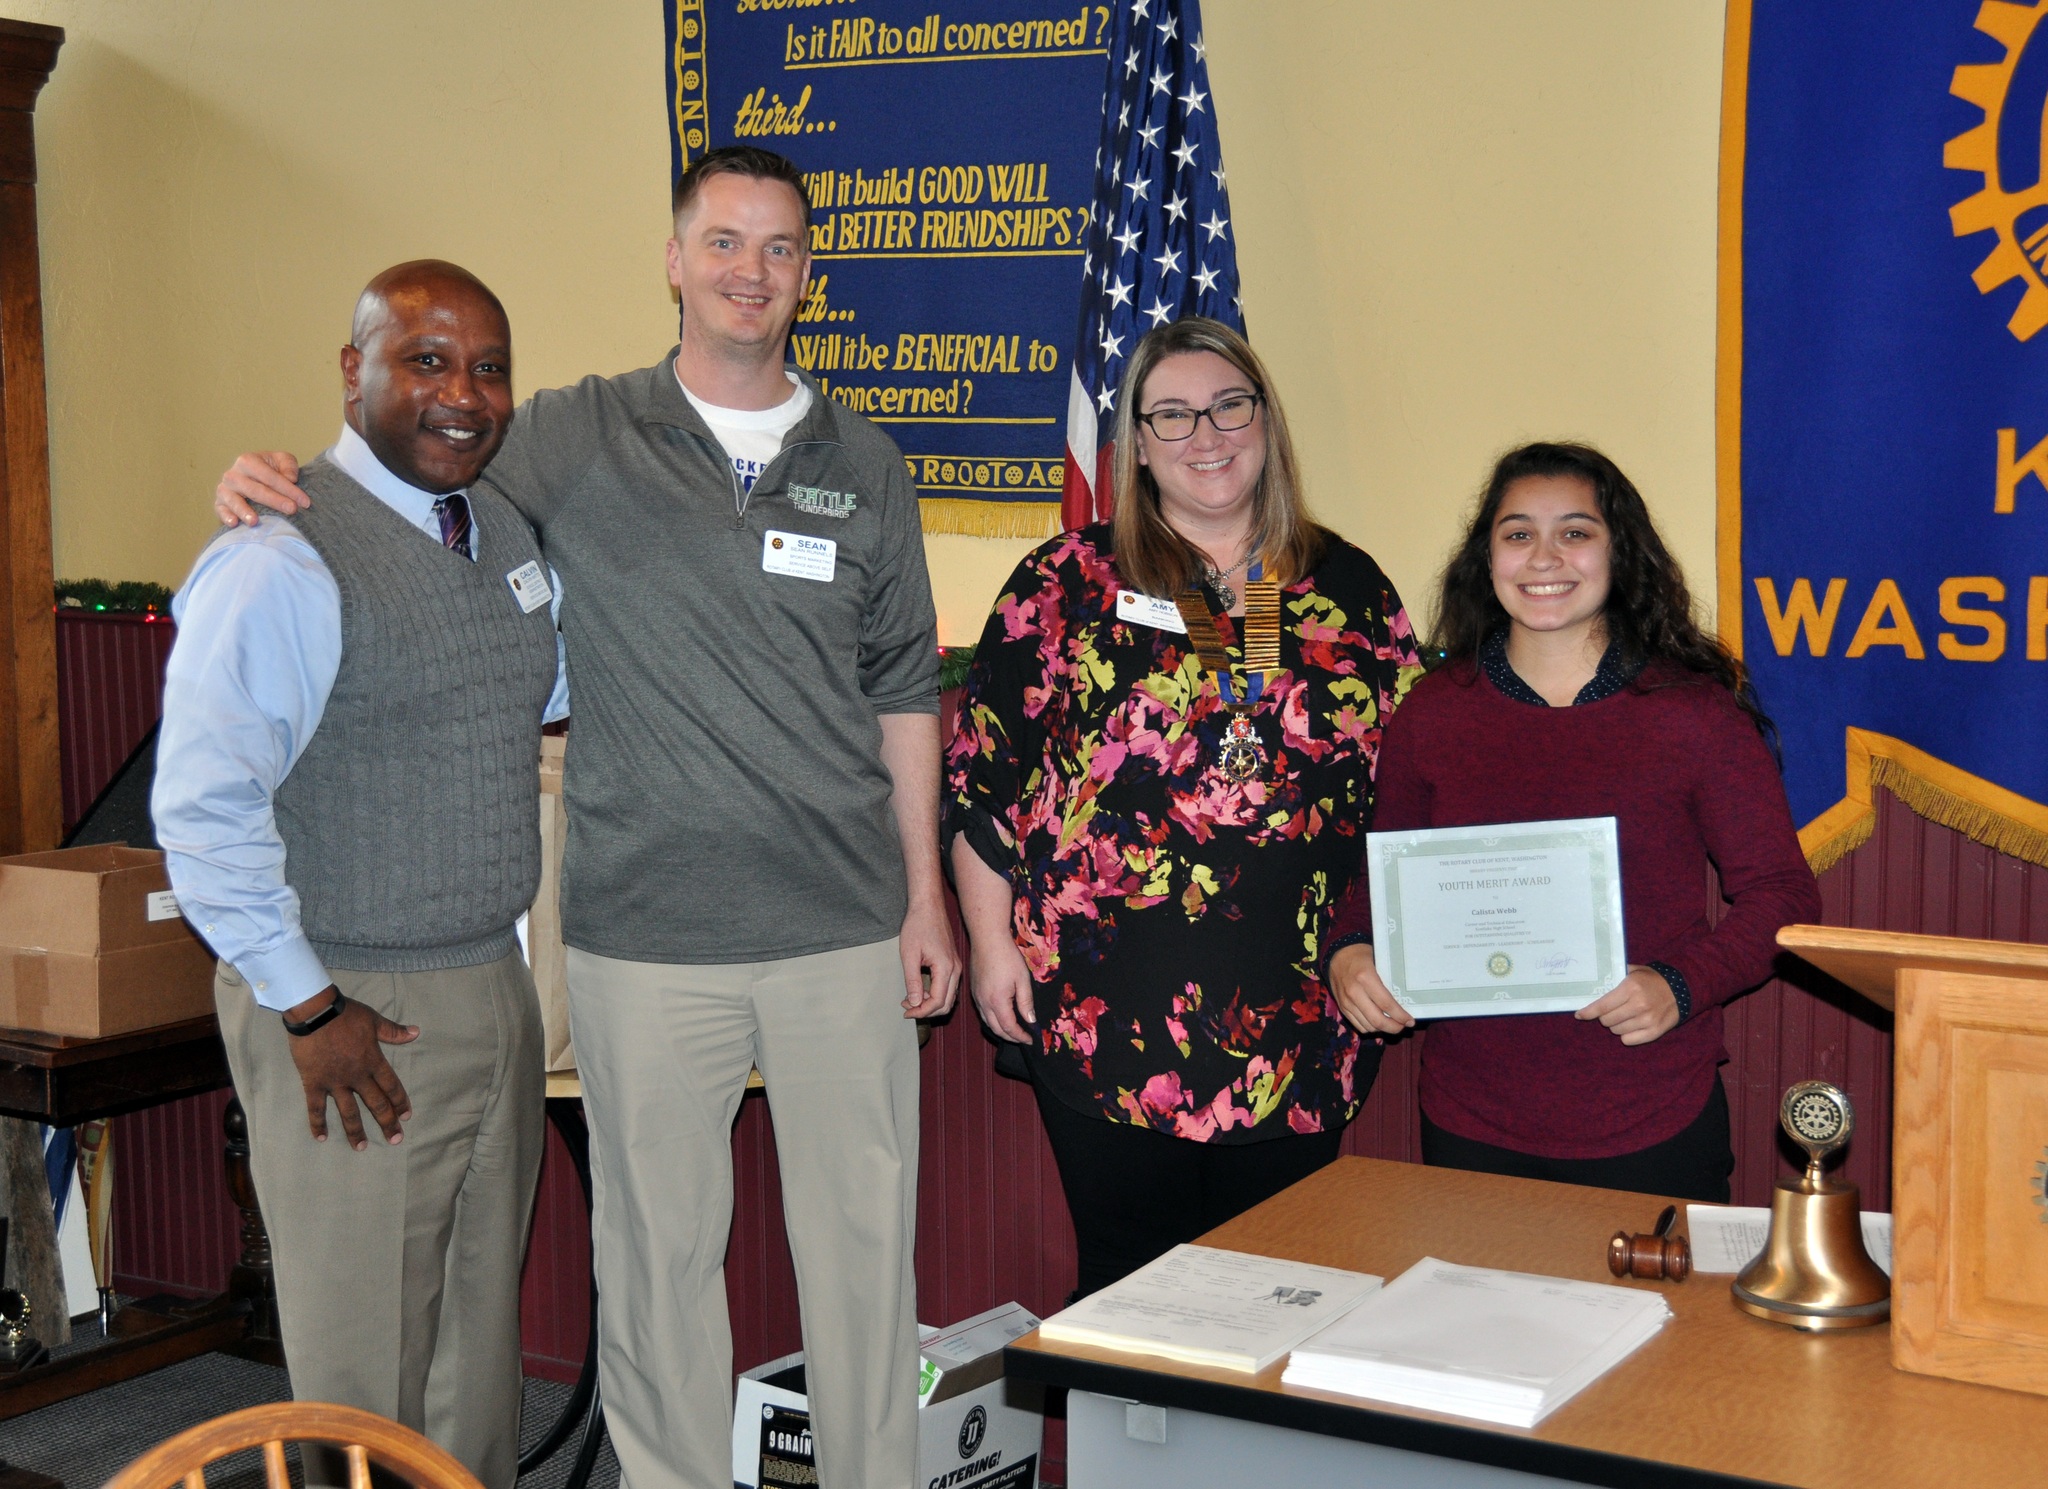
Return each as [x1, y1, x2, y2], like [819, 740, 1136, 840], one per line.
[516, 1115, 597, 1380]
[108, 1086, 240, 1300]
[63, 622, 2048, 1470]
[55, 611, 176, 834]
[109, 787, 2048, 1412]
[1719, 786, 2048, 1210]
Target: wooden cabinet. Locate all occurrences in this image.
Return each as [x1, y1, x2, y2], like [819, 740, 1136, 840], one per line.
[0, 18, 64, 855]
[1781, 925, 2048, 1396]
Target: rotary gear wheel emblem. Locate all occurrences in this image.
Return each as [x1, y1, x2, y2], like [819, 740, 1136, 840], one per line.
[1947, 0, 2048, 340]
[1788, 1088, 1843, 1144]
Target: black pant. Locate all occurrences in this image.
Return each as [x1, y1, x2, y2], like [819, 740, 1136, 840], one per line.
[1420, 1080, 1734, 1203]
[1034, 1081, 1347, 1298]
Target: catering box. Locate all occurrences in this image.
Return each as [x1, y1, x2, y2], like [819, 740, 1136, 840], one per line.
[0, 845, 216, 1037]
[732, 1303, 1044, 1489]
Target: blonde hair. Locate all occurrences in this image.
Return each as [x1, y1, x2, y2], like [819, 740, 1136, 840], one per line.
[1108, 317, 1324, 597]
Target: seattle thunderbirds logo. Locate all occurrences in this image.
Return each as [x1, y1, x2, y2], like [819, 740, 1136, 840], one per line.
[1948, 0, 2048, 339]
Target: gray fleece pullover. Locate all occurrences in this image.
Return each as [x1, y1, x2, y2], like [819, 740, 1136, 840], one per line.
[476, 355, 939, 964]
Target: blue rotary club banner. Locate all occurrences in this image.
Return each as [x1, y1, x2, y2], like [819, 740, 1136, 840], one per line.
[1725, 1, 2048, 869]
[663, 0, 1114, 537]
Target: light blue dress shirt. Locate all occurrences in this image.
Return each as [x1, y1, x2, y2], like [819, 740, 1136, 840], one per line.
[153, 426, 568, 1013]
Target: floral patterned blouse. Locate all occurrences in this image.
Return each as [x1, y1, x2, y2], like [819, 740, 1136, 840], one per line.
[944, 524, 1423, 1145]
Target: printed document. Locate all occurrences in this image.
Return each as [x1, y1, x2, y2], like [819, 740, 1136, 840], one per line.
[1039, 1244, 1382, 1373]
[1366, 817, 1628, 1018]
[1686, 1205, 1892, 1275]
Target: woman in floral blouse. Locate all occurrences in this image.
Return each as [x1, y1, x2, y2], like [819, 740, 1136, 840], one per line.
[944, 317, 1423, 1295]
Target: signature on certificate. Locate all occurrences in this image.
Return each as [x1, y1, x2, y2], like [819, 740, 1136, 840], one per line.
[1537, 954, 1578, 974]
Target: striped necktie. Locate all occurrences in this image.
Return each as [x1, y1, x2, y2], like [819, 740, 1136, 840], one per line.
[433, 493, 473, 561]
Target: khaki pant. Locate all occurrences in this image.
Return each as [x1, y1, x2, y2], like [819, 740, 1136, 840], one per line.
[566, 939, 920, 1489]
[216, 953, 544, 1489]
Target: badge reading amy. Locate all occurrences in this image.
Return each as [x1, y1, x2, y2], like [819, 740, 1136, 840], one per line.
[1116, 589, 1189, 632]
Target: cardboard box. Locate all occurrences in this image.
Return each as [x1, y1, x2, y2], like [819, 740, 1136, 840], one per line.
[0, 845, 217, 1037]
[733, 1304, 1045, 1489]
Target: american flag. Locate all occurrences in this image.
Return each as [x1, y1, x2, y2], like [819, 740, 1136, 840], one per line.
[1061, 0, 1244, 530]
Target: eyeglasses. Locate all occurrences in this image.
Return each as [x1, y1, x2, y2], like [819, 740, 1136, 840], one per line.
[1135, 393, 1263, 441]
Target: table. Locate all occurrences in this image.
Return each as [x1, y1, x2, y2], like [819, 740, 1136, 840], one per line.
[1005, 1156, 2048, 1489]
[0, 1017, 272, 1426]
[0, 1017, 228, 1125]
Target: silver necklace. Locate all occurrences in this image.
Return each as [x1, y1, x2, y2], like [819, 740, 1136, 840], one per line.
[1203, 551, 1254, 609]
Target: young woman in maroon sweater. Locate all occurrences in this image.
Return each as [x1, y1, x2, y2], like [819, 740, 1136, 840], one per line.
[1327, 442, 1821, 1201]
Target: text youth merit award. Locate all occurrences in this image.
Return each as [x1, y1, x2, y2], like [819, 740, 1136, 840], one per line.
[1364, 818, 1627, 1018]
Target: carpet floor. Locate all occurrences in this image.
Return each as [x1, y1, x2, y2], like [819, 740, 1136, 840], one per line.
[0, 1352, 616, 1488]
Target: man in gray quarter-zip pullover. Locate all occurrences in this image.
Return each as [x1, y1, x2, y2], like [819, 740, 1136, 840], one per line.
[161, 263, 564, 1489]
[215, 151, 959, 1489]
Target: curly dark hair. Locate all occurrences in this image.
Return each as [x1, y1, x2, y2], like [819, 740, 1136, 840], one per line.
[1432, 441, 1775, 740]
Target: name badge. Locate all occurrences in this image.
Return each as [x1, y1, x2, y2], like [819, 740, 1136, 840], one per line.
[506, 560, 552, 614]
[762, 529, 837, 582]
[1117, 589, 1189, 632]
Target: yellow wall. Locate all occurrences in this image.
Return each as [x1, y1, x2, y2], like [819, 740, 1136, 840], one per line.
[17, 1, 1725, 643]
[1208, 0, 1727, 631]
[15, 0, 673, 595]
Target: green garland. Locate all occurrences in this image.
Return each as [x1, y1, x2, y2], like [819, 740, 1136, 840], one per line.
[939, 645, 976, 692]
[55, 579, 175, 615]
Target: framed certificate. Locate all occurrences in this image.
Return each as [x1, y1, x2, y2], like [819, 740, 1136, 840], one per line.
[1366, 817, 1627, 1018]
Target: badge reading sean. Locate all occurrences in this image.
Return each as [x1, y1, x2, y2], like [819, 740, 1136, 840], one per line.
[762, 529, 837, 582]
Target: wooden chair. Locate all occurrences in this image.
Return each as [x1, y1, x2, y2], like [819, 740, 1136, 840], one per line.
[99, 1402, 483, 1489]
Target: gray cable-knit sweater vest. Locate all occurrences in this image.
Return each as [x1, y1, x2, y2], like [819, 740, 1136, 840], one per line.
[273, 456, 558, 972]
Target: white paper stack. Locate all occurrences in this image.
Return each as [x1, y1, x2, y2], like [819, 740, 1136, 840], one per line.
[1039, 1244, 1383, 1373]
[1281, 1257, 1671, 1428]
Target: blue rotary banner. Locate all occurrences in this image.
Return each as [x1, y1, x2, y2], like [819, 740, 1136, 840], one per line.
[1725, 1, 2048, 868]
[664, 0, 1114, 537]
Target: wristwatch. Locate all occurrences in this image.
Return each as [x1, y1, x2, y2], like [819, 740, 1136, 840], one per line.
[282, 989, 346, 1037]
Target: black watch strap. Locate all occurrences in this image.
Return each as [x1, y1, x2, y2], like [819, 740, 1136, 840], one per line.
[282, 990, 346, 1037]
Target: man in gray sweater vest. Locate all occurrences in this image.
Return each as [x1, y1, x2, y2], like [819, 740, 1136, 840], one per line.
[156, 262, 564, 1488]
[218, 152, 960, 1489]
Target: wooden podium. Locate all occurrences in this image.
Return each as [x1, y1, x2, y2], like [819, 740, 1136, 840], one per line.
[1779, 925, 2048, 1397]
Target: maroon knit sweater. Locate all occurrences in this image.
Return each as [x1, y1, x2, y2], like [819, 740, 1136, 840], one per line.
[1329, 659, 1822, 1159]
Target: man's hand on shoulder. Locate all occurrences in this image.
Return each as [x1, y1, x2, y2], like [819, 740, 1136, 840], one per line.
[217, 451, 309, 527]
[899, 892, 962, 1020]
[283, 988, 420, 1149]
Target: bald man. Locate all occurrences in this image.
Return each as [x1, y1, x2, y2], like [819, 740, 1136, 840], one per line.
[153, 261, 566, 1487]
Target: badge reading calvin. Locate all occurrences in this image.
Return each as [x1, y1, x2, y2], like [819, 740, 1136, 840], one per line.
[505, 560, 551, 614]
[762, 530, 837, 583]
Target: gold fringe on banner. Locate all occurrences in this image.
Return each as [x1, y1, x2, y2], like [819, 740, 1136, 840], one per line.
[1868, 755, 2048, 869]
[1800, 796, 1876, 877]
[918, 498, 1062, 541]
[1798, 728, 2048, 875]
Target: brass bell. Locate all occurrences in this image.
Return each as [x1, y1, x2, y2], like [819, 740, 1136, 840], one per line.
[0, 1284, 46, 1369]
[1732, 1080, 1890, 1330]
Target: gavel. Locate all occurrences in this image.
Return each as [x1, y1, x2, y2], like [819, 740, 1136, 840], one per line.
[1607, 1204, 1691, 1283]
